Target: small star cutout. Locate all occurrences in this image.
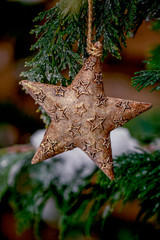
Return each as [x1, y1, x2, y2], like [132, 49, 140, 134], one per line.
[50, 104, 67, 122]
[20, 41, 152, 180]
[83, 141, 100, 159]
[55, 86, 65, 97]
[103, 137, 111, 149]
[96, 93, 108, 107]
[94, 72, 103, 85]
[115, 101, 131, 112]
[69, 124, 81, 137]
[87, 113, 107, 132]
[113, 117, 127, 128]
[84, 57, 97, 71]
[35, 90, 46, 103]
[75, 103, 87, 117]
[72, 79, 90, 98]
[41, 136, 57, 156]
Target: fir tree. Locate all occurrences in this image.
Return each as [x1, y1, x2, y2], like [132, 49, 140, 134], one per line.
[0, 0, 160, 239]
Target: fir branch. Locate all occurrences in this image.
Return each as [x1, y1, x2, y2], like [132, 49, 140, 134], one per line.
[60, 150, 160, 239]
[21, 0, 160, 84]
[132, 45, 160, 91]
[0, 149, 160, 239]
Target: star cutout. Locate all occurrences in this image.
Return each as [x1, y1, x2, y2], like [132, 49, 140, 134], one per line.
[50, 104, 67, 122]
[87, 113, 107, 132]
[115, 101, 131, 112]
[84, 56, 96, 71]
[34, 90, 46, 103]
[40, 136, 57, 159]
[94, 72, 103, 85]
[96, 93, 108, 107]
[113, 117, 127, 128]
[69, 124, 81, 137]
[103, 137, 111, 149]
[20, 41, 152, 180]
[72, 79, 90, 97]
[55, 86, 65, 97]
[75, 103, 87, 117]
[83, 141, 100, 159]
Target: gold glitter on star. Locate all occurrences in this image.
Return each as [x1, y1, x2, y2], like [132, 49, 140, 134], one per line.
[20, 42, 152, 180]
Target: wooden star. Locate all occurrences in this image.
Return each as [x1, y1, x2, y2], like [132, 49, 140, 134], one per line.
[64, 143, 75, 151]
[20, 41, 152, 180]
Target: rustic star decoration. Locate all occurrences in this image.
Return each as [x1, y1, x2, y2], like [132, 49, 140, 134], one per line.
[20, 41, 152, 180]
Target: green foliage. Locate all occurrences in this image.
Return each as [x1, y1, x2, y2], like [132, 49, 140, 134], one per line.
[21, 0, 160, 85]
[60, 151, 160, 239]
[0, 149, 160, 239]
[132, 20, 160, 92]
[152, 19, 160, 32]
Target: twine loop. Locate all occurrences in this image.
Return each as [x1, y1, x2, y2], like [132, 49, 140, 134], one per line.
[87, 0, 103, 57]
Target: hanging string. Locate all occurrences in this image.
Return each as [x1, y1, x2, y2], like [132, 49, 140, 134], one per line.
[86, 0, 103, 57]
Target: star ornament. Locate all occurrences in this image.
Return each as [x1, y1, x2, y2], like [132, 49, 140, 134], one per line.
[20, 42, 152, 180]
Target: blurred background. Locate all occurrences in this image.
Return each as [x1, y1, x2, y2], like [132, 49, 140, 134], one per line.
[0, 0, 160, 239]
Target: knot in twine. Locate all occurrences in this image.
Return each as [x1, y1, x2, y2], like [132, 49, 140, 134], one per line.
[86, 41, 103, 57]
